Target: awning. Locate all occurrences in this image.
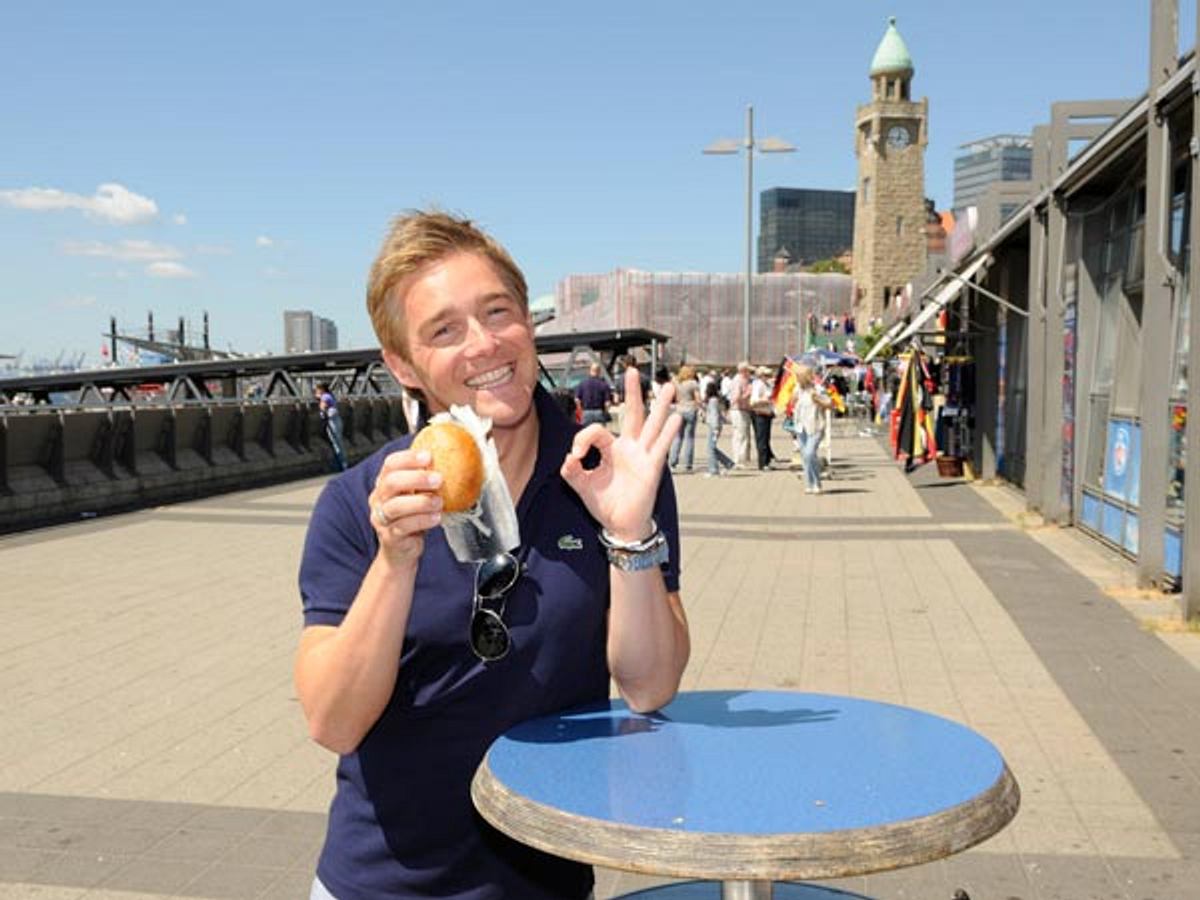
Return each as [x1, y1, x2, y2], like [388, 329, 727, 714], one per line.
[863, 317, 910, 363]
[890, 254, 992, 347]
[862, 273, 950, 363]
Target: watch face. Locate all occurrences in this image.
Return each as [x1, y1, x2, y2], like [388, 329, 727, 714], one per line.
[886, 126, 911, 148]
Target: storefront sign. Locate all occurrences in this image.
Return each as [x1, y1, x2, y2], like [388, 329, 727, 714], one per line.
[1102, 419, 1141, 505]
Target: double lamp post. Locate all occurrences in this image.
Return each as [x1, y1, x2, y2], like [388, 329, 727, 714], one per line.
[704, 105, 795, 363]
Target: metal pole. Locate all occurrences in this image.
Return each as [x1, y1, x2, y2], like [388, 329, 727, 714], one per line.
[722, 880, 773, 900]
[744, 104, 754, 363]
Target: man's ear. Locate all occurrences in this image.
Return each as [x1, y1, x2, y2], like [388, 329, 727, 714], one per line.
[382, 348, 421, 391]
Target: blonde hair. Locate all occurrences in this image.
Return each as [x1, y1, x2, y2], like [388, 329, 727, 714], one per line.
[676, 364, 695, 382]
[795, 365, 816, 389]
[366, 210, 528, 360]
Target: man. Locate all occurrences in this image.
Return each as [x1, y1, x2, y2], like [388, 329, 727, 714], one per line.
[315, 381, 347, 472]
[295, 211, 689, 900]
[749, 366, 777, 470]
[574, 361, 612, 427]
[728, 361, 753, 468]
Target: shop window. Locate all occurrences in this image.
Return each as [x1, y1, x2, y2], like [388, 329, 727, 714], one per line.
[1124, 188, 1147, 292]
[1083, 393, 1110, 489]
[1124, 220, 1145, 293]
[1169, 159, 1190, 266]
[1167, 403, 1186, 516]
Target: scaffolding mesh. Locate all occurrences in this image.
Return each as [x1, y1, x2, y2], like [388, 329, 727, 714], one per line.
[550, 270, 854, 367]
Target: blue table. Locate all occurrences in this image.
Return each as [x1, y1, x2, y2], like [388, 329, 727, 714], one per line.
[472, 690, 1019, 900]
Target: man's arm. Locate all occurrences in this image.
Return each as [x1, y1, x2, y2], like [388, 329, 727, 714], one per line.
[295, 555, 418, 754]
[294, 449, 443, 754]
[559, 367, 689, 714]
[607, 574, 689, 714]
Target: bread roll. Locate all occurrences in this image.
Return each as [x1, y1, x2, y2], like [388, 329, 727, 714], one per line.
[411, 421, 485, 513]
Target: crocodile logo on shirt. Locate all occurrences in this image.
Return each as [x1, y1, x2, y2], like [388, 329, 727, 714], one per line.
[557, 534, 584, 551]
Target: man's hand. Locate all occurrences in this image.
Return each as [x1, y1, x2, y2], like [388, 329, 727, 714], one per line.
[560, 367, 681, 541]
[368, 449, 444, 566]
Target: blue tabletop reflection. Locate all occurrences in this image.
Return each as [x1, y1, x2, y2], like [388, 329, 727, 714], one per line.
[486, 690, 1006, 835]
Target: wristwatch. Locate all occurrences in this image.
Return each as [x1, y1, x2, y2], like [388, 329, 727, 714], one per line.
[598, 520, 670, 572]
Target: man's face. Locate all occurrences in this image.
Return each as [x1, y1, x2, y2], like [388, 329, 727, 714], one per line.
[382, 252, 538, 431]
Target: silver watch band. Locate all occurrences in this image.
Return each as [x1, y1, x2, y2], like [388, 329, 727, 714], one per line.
[600, 526, 669, 571]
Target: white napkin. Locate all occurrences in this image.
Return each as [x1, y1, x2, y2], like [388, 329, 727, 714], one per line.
[428, 405, 521, 562]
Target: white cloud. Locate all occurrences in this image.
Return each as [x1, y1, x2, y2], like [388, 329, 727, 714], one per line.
[173, 212, 187, 225]
[255, 235, 274, 247]
[145, 261, 196, 279]
[262, 266, 285, 278]
[0, 182, 158, 224]
[62, 239, 182, 262]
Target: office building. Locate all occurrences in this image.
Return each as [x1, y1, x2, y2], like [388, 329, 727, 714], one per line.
[953, 134, 1033, 217]
[284, 310, 339, 353]
[757, 188, 855, 273]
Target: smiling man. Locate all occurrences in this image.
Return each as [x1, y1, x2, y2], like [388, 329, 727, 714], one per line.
[293, 210, 689, 899]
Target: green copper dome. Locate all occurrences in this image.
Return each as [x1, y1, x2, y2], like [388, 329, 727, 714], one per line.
[869, 16, 913, 75]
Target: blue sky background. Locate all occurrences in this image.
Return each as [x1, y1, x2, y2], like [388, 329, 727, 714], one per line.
[1, 2, 1194, 363]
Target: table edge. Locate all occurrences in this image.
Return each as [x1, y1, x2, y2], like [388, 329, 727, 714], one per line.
[471, 757, 1020, 880]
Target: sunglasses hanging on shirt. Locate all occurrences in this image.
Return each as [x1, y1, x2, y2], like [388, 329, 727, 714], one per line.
[469, 551, 523, 662]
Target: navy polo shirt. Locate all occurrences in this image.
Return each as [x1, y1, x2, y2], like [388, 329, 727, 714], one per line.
[299, 386, 680, 900]
[573, 376, 610, 411]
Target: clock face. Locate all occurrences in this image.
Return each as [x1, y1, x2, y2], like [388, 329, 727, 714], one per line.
[886, 125, 911, 149]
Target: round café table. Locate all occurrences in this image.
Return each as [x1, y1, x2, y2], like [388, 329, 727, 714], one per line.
[472, 690, 1019, 900]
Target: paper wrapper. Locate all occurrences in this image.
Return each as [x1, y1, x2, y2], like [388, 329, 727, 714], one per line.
[428, 405, 520, 562]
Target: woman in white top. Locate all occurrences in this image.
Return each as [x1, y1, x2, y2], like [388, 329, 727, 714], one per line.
[792, 365, 834, 494]
[669, 365, 702, 471]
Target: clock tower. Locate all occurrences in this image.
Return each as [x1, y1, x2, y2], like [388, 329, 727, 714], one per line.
[851, 16, 928, 322]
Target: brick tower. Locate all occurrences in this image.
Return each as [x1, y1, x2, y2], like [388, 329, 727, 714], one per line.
[851, 16, 928, 321]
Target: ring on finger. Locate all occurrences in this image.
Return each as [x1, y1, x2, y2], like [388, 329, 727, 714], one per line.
[373, 503, 391, 527]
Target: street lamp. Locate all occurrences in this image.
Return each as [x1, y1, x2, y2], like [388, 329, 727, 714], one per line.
[704, 104, 795, 362]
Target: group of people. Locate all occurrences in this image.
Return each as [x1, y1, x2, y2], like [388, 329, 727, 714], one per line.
[570, 357, 837, 492]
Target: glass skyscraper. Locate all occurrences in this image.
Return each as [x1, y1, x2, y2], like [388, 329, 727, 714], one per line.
[757, 188, 856, 273]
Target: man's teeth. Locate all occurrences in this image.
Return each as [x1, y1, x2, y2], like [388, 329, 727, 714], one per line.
[466, 366, 513, 389]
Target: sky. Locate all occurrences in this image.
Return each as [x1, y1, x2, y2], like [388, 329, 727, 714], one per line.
[1, 1, 1194, 365]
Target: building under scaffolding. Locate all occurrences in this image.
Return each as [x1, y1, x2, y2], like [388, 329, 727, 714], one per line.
[550, 269, 854, 367]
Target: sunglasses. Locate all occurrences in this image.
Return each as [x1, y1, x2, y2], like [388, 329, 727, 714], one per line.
[470, 551, 522, 662]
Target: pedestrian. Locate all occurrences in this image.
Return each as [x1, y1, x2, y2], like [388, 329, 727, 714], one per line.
[749, 366, 777, 470]
[668, 365, 701, 472]
[295, 210, 689, 900]
[792, 364, 834, 494]
[728, 361, 753, 468]
[315, 381, 348, 472]
[702, 379, 735, 477]
[574, 361, 612, 427]
[651, 364, 671, 402]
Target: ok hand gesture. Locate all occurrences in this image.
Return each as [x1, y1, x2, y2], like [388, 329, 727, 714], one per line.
[560, 367, 681, 542]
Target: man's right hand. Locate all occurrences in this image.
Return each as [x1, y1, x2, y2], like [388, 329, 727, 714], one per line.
[369, 449, 444, 566]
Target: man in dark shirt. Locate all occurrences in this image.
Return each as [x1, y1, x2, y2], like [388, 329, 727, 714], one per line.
[296, 211, 689, 900]
[574, 362, 612, 426]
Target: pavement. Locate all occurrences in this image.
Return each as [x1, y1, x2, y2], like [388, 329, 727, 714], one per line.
[1, 425, 1199, 900]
